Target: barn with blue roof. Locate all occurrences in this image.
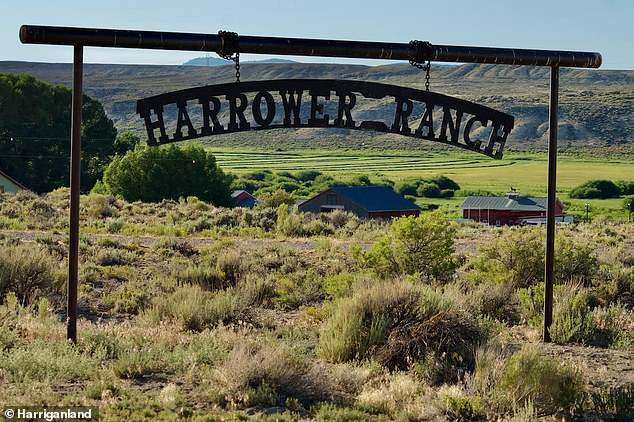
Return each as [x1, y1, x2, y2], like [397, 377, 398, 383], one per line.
[298, 186, 420, 219]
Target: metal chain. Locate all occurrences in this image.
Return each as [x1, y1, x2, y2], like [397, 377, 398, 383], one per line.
[234, 53, 241, 83]
[217, 30, 240, 83]
[424, 61, 431, 91]
[409, 40, 432, 91]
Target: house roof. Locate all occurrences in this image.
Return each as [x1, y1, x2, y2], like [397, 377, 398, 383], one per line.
[231, 190, 254, 199]
[459, 196, 562, 212]
[0, 169, 27, 190]
[326, 186, 420, 212]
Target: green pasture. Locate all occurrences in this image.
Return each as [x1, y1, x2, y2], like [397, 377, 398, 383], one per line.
[212, 149, 631, 193]
[210, 148, 633, 219]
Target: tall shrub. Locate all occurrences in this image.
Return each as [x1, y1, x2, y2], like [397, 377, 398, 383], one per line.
[354, 212, 458, 282]
[103, 144, 232, 205]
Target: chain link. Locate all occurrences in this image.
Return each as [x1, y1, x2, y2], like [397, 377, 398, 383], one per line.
[217, 30, 240, 83]
[424, 61, 431, 91]
[234, 53, 241, 83]
[409, 40, 432, 91]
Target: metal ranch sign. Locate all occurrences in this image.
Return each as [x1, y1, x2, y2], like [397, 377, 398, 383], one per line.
[137, 79, 514, 159]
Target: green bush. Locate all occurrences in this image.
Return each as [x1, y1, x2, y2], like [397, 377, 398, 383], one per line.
[276, 204, 306, 236]
[103, 144, 232, 205]
[354, 212, 457, 282]
[588, 304, 633, 349]
[0, 340, 97, 385]
[472, 229, 598, 288]
[445, 395, 485, 420]
[472, 343, 584, 416]
[215, 342, 331, 405]
[275, 270, 323, 309]
[469, 282, 519, 324]
[554, 237, 597, 284]
[148, 285, 238, 331]
[315, 404, 374, 421]
[152, 237, 197, 257]
[294, 170, 322, 182]
[427, 175, 460, 191]
[322, 273, 355, 300]
[588, 384, 634, 421]
[84, 378, 120, 400]
[216, 248, 244, 285]
[0, 243, 62, 305]
[81, 332, 121, 360]
[317, 280, 422, 363]
[416, 182, 442, 198]
[255, 189, 294, 209]
[113, 351, 155, 379]
[569, 180, 621, 199]
[471, 228, 543, 288]
[172, 265, 227, 291]
[495, 346, 584, 414]
[394, 181, 418, 196]
[106, 284, 148, 315]
[85, 193, 118, 219]
[616, 181, 634, 195]
[318, 280, 481, 379]
[94, 248, 136, 266]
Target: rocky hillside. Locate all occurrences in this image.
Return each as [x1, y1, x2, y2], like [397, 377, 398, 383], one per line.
[0, 61, 632, 148]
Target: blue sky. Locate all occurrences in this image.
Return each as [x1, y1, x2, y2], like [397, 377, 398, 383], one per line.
[2, 0, 632, 69]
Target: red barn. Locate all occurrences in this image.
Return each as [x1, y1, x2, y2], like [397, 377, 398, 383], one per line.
[459, 193, 566, 226]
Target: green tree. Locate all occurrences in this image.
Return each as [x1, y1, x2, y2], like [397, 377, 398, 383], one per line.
[354, 212, 458, 282]
[0, 73, 120, 192]
[394, 180, 418, 196]
[417, 182, 442, 198]
[294, 170, 322, 182]
[113, 131, 140, 156]
[569, 180, 621, 199]
[427, 175, 460, 191]
[352, 174, 372, 186]
[616, 180, 634, 195]
[103, 144, 232, 205]
[258, 189, 296, 208]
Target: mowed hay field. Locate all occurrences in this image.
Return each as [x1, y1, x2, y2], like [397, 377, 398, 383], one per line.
[212, 148, 634, 215]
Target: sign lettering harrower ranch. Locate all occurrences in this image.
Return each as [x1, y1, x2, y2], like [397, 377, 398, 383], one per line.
[137, 79, 514, 159]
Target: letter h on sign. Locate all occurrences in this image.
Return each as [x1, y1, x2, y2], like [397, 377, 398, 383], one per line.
[139, 105, 169, 146]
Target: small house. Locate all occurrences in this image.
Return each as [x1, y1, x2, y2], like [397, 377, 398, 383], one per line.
[0, 169, 26, 194]
[298, 186, 420, 219]
[459, 193, 567, 226]
[231, 190, 257, 208]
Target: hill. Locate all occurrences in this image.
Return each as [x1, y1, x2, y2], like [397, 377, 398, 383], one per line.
[0, 61, 632, 149]
[183, 57, 297, 66]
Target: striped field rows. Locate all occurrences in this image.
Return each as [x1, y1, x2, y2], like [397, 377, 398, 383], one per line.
[212, 151, 513, 173]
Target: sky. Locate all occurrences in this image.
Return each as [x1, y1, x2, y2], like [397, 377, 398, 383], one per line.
[1, 0, 632, 69]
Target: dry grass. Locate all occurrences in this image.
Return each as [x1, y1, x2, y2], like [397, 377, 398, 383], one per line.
[214, 341, 333, 406]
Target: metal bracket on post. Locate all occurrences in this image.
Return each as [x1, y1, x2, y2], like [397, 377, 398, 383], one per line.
[68, 45, 83, 343]
[543, 66, 559, 342]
